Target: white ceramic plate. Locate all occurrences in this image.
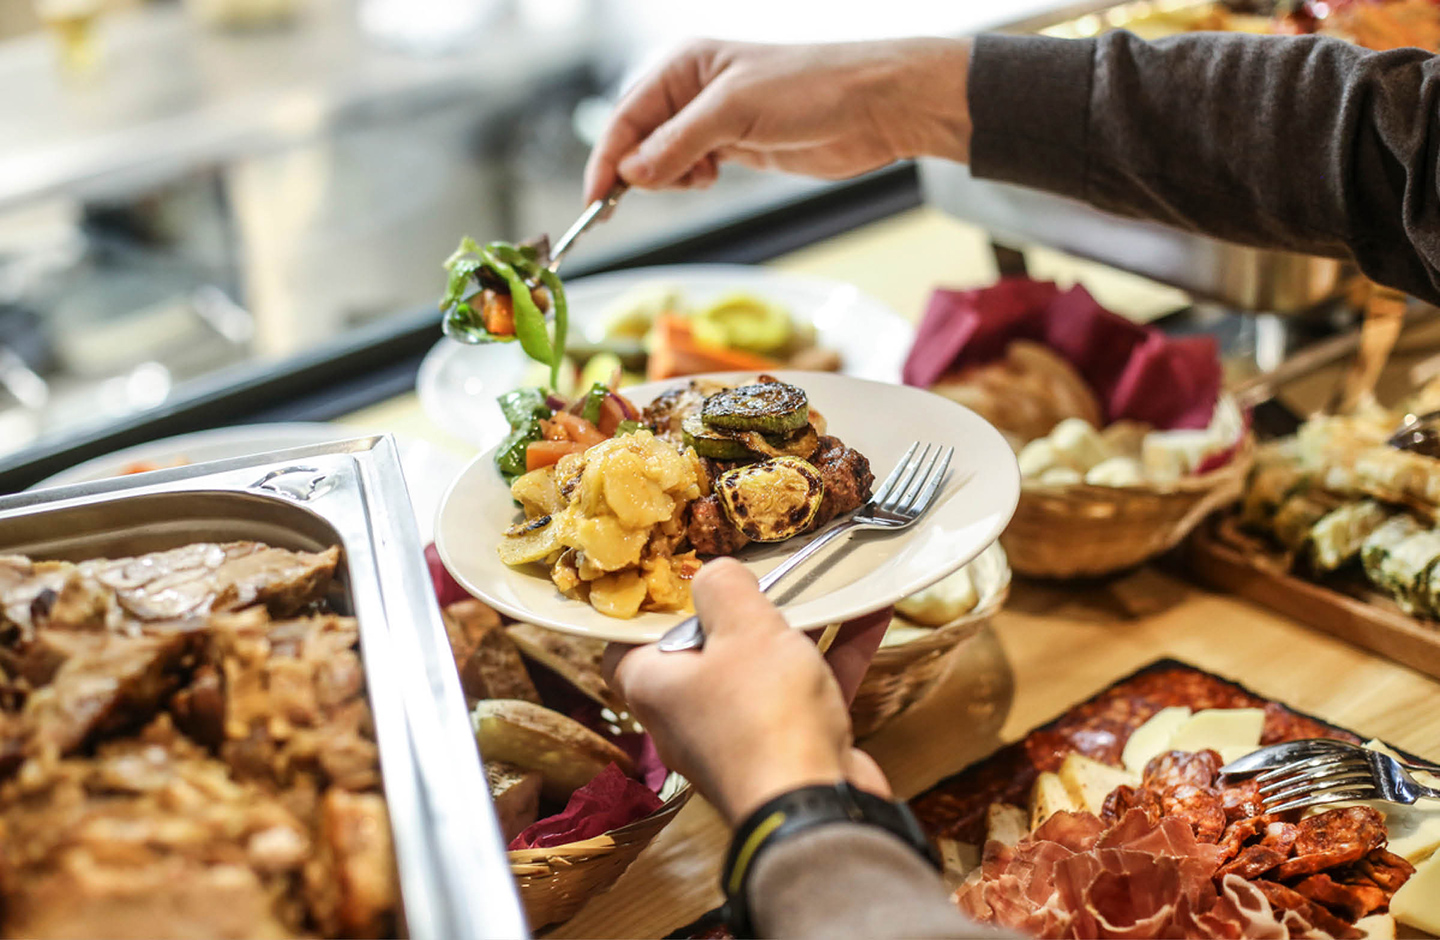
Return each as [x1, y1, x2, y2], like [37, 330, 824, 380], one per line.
[32, 423, 466, 544]
[416, 264, 915, 449]
[435, 371, 1019, 643]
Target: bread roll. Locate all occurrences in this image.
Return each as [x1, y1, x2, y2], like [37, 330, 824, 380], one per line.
[471, 699, 635, 801]
[486, 760, 543, 842]
[505, 622, 624, 714]
[443, 600, 539, 703]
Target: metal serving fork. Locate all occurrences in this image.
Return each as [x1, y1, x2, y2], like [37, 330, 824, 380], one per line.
[655, 442, 955, 653]
[1222, 737, 1440, 778]
[1255, 747, 1440, 814]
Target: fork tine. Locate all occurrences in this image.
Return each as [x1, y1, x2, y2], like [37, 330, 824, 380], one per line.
[1265, 786, 1379, 814]
[1261, 769, 1372, 803]
[1256, 753, 1354, 783]
[894, 445, 942, 515]
[899, 446, 953, 517]
[881, 444, 932, 513]
[1257, 756, 1363, 791]
[870, 443, 918, 508]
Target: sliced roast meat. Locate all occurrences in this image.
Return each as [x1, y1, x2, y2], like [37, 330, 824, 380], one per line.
[0, 544, 340, 637]
[22, 631, 193, 760]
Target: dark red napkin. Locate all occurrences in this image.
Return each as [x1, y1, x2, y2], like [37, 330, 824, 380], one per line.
[903, 278, 1221, 430]
[508, 764, 664, 850]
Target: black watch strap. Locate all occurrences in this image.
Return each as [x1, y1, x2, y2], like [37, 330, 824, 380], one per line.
[720, 782, 939, 938]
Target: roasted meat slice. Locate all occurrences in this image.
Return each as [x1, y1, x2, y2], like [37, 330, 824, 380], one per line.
[0, 543, 340, 635]
[20, 631, 193, 762]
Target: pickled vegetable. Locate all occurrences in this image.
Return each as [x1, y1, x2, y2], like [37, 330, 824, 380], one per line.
[702, 381, 809, 433]
[715, 456, 825, 542]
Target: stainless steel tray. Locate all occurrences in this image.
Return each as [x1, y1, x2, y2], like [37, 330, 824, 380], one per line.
[922, 0, 1348, 313]
[0, 435, 527, 940]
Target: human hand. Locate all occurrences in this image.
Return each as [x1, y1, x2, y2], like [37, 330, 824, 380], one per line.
[601, 558, 892, 825]
[583, 37, 973, 203]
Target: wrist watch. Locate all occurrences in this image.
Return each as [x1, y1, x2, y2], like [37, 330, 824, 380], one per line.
[720, 781, 940, 938]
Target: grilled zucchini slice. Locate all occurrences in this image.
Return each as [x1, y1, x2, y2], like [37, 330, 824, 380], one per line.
[702, 382, 809, 433]
[682, 415, 820, 461]
[715, 456, 825, 542]
[683, 414, 757, 460]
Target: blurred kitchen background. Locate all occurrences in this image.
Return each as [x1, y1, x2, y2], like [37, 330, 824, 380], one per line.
[0, 0, 1052, 470]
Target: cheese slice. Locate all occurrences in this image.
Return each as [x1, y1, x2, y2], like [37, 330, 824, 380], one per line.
[1058, 753, 1139, 815]
[1122, 706, 1192, 773]
[1030, 771, 1081, 830]
[1354, 914, 1395, 940]
[1391, 851, 1440, 935]
[1166, 708, 1266, 756]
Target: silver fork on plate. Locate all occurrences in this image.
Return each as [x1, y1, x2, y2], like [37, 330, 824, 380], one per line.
[1220, 737, 1440, 778]
[655, 442, 955, 653]
[1254, 747, 1440, 813]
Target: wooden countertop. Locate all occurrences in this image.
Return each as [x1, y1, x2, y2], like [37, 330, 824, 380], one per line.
[337, 206, 1440, 939]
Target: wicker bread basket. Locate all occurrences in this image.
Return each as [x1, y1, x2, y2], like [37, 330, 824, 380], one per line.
[1001, 431, 1255, 579]
[849, 542, 1011, 738]
[508, 772, 691, 929]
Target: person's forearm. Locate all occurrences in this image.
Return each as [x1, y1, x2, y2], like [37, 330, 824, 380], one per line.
[968, 31, 1440, 303]
[746, 825, 998, 939]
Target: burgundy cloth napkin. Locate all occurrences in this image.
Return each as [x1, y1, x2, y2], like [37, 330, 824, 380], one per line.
[903, 279, 1222, 430]
[508, 764, 664, 850]
[424, 542, 673, 843]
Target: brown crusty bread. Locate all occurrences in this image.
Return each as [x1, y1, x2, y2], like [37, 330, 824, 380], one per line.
[485, 760, 543, 842]
[472, 699, 634, 802]
[442, 600, 539, 703]
[505, 622, 623, 714]
[931, 340, 1103, 445]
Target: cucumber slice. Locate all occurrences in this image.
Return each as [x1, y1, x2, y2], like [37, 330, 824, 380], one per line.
[715, 456, 825, 542]
[701, 382, 808, 433]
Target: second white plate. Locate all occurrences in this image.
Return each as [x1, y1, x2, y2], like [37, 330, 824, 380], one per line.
[435, 370, 1018, 644]
[416, 264, 915, 449]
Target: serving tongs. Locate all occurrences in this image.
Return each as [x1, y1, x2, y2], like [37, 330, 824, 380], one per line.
[441, 183, 627, 345]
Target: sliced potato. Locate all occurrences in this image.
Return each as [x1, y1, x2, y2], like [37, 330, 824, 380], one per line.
[1029, 771, 1081, 830]
[588, 569, 648, 619]
[1057, 754, 1139, 815]
[497, 514, 566, 567]
[1122, 706, 1192, 773]
[511, 467, 564, 517]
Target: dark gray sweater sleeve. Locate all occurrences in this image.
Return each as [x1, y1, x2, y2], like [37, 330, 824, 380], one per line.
[747, 825, 1012, 939]
[968, 31, 1440, 303]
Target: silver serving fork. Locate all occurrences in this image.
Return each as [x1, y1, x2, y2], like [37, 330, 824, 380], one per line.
[656, 442, 955, 653]
[1222, 737, 1440, 778]
[1256, 747, 1440, 814]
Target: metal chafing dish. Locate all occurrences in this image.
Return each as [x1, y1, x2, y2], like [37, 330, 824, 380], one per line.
[0, 435, 527, 939]
[922, 0, 1348, 313]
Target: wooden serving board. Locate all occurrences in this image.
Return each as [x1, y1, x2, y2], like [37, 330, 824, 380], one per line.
[1185, 520, 1440, 682]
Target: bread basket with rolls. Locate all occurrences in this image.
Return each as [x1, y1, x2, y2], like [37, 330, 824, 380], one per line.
[907, 280, 1253, 579]
[849, 541, 1011, 738]
[442, 601, 691, 930]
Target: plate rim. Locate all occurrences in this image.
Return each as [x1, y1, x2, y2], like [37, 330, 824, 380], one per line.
[416, 262, 916, 447]
[434, 370, 1019, 643]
